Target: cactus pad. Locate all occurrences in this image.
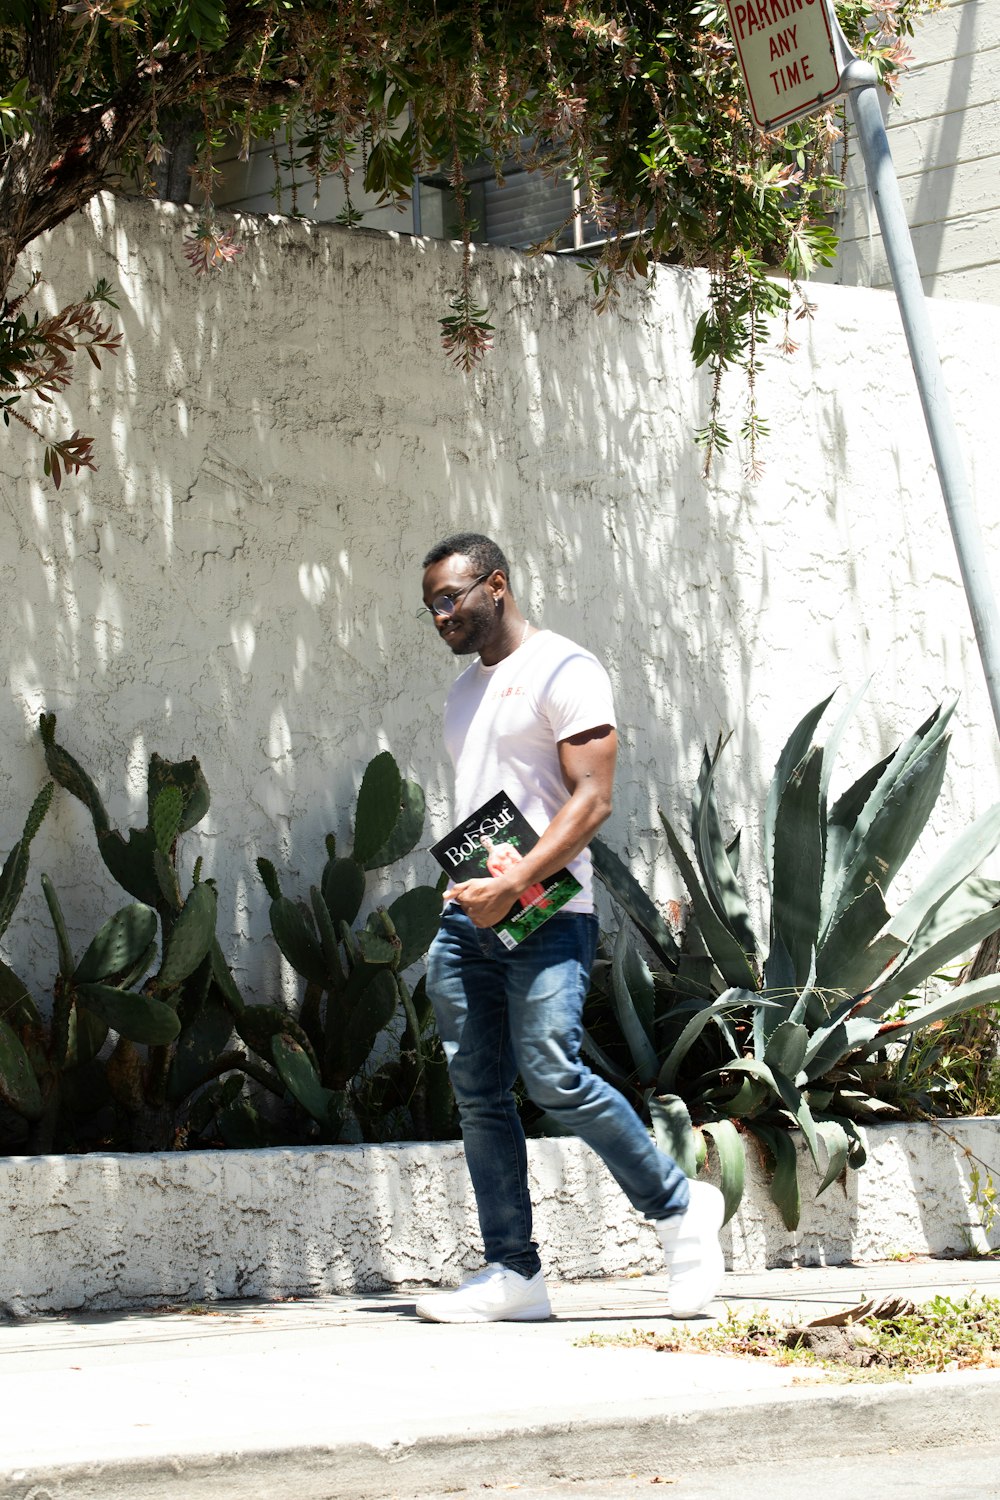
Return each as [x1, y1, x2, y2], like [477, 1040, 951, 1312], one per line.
[352, 751, 402, 867]
[74, 904, 158, 984]
[0, 1017, 44, 1119]
[74, 983, 182, 1045]
[159, 882, 217, 988]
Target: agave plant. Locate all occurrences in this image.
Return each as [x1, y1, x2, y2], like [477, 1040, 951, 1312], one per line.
[592, 691, 1000, 1229]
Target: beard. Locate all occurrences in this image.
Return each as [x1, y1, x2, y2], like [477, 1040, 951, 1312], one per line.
[439, 598, 496, 656]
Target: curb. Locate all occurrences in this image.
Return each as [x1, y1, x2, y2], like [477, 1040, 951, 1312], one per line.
[5, 1371, 1000, 1500]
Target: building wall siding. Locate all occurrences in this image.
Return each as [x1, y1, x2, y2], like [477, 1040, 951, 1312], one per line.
[817, 0, 999, 303]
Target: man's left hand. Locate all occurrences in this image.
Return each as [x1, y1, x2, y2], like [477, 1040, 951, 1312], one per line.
[450, 875, 517, 928]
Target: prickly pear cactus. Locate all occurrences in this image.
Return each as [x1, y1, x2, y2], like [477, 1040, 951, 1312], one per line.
[253, 750, 446, 1141]
[31, 716, 252, 1149]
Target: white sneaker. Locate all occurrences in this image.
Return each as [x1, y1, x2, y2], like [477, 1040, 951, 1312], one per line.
[656, 1180, 725, 1318]
[414, 1264, 552, 1324]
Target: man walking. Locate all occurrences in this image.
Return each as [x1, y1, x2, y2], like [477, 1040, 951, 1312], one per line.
[415, 533, 724, 1323]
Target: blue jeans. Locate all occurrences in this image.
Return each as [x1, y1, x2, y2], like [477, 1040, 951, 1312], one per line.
[426, 905, 690, 1278]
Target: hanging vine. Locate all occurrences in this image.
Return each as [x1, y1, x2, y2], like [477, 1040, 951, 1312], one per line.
[0, 0, 935, 484]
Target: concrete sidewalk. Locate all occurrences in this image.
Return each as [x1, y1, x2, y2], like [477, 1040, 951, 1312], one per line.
[2, 1257, 1000, 1500]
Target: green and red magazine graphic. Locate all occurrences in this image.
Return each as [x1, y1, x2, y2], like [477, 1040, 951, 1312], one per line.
[431, 790, 582, 949]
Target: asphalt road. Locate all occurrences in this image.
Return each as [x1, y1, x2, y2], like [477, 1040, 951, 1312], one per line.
[389, 1441, 1000, 1500]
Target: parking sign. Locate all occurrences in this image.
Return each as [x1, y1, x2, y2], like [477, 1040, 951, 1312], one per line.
[724, 0, 845, 131]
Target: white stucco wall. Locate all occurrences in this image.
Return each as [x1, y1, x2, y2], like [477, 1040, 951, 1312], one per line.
[1, 193, 999, 1001]
[3, 1122, 996, 1313]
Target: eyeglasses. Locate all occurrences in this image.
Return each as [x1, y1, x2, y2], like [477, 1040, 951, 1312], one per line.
[423, 572, 492, 619]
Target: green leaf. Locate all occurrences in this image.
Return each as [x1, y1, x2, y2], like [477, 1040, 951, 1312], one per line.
[659, 811, 758, 991]
[74, 984, 181, 1045]
[236, 1004, 318, 1069]
[825, 706, 954, 935]
[802, 1012, 879, 1079]
[693, 742, 759, 959]
[863, 973, 1000, 1054]
[770, 745, 824, 987]
[386, 885, 442, 972]
[74, 904, 158, 984]
[748, 1121, 801, 1231]
[356, 929, 398, 967]
[353, 751, 402, 867]
[0, 957, 39, 1029]
[764, 692, 835, 900]
[763, 1019, 808, 1081]
[657, 988, 756, 1095]
[366, 777, 426, 869]
[870, 901, 1000, 1013]
[649, 1093, 698, 1179]
[211, 939, 245, 1016]
[40, 714, 112, 839]
[332, 967, 397, 1082]
[702, 1118, 745, 1224]
[269, 895, 327, 987]
[610, 925, 659, 1082]
[0, 1016, 43, 1119]
[716, 1074, 770, 1118]
[886, 806, 1000, 945]
[100, 826, 160, 906]
[168, 993, 234, 1102]
[811, 1115, 849, 1197]
[159, 881, 217, 987]
[257, 857, 281, 901]
[322, 856, 366, 928]
[818, 680, 869, 807]
[310, 885, 344, 978]
[152, 785, 184, 856]
[272, 1034, 342, 1131]
[591, 839, 679, 967]
[41, 872, 76, 978]
[814, 885, 897, 994]
[0, 781, 53, 940]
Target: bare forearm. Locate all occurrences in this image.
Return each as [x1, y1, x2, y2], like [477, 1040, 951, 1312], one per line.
[449, 724, 616, 928]
[498, 787, 611, 894]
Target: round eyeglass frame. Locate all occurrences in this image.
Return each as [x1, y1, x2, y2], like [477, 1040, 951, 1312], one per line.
[425, 571, 492, 619]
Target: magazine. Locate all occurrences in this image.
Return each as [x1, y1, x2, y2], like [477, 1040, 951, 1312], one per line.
[430, 790, 581, 949]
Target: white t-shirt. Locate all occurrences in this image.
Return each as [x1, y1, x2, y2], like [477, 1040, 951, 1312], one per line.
[443, 629, 616, 913]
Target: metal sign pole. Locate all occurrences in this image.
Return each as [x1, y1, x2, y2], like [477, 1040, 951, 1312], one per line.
[842, 58, 1000, 741]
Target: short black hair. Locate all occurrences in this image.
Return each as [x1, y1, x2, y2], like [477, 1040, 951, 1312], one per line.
[422, 532, 510, 579]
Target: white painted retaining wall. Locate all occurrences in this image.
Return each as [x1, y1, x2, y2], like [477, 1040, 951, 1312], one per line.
[2, 1120, 997, 1314]
[1, 194, 999, 1000]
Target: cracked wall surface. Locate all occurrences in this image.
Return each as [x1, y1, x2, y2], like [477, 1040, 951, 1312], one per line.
[2, 1121, 997, 1313]
[1, 193, 999, 1000]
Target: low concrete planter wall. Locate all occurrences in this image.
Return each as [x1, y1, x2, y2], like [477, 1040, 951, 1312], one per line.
[2, 1118, 998, 1315]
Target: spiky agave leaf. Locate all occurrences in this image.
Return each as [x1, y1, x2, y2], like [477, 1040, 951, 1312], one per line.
[648, 1092, 699, 1179]
[823, 704, 955, 939]
[659, 809, 758, 990]
[770, 744, 826, 987]
[764, 691, 836, 905]
[610, 923, 658, 1083]
[591, 838, 679, 969]
[701, 1117, 745, 1224]
[692, 739, 760, 960]
[747, 1120, 801, 1231]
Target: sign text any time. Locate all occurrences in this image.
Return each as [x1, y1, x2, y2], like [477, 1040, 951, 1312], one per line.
[725, 0, 842, 131]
